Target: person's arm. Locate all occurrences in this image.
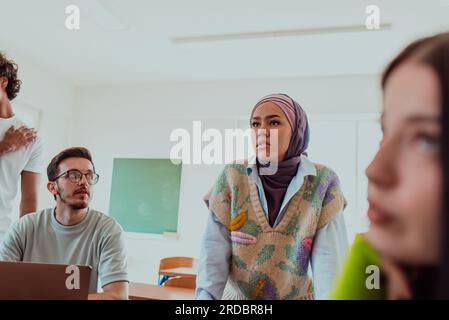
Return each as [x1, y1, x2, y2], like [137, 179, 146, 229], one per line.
[19, 135, 44, 217]
[20, 171, 40, 217]
[92, 221, 129, 300]
[0, 125, 36, 156]
[0, 219, 25, 261]
[196, 210, 232, 300]
[88, 281, 129, 300]
[310, 212, 349, 300]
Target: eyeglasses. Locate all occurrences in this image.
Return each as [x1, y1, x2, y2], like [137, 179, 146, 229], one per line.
[52, 169, 99, 185]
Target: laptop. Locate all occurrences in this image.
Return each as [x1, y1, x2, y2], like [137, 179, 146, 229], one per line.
[0, 261, 92, 300]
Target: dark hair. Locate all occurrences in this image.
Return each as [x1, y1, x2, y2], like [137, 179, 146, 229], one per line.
[381, 32, 449, 299]
[0, 52, 22, 100]
[47, 147, 95, 181]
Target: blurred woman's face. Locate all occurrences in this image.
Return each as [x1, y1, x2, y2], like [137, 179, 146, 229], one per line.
[251, 102, 292, 163]
[365, 62, 442, 265]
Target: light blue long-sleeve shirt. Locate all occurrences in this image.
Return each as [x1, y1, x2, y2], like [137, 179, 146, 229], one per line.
[196, 155, 349, 300]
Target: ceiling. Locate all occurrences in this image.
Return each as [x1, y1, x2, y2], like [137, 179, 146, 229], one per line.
[0, 0, 448, 85]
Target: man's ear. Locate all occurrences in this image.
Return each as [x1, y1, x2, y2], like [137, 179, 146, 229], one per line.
[47, 181, 58, 198]
[0, 77, 8, 90]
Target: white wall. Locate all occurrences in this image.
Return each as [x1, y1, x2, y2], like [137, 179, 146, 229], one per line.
[71, 75, 382, 283]
[306, 115, 381, 241]
[5, 50, 74, 221]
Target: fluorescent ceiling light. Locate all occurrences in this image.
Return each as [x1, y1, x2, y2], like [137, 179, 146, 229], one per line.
[172, 23, 392, 44]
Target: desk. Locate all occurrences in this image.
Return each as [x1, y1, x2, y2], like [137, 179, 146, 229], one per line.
[129, 282, 195, 300]
[158, 267, 198, 278]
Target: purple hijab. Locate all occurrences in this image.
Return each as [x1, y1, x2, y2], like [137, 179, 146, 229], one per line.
[250, 93, 310, 227]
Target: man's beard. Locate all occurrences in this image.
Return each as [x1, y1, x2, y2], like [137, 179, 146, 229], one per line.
[58, 187, 90, 210]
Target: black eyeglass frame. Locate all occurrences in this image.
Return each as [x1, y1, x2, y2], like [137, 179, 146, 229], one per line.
[51, 169, 99, 185]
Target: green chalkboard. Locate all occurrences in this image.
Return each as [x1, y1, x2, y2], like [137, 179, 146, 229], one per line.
[109, 158, 182, 234]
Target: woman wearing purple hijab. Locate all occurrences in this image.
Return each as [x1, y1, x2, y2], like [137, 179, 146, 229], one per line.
[197, 94, 349, 300]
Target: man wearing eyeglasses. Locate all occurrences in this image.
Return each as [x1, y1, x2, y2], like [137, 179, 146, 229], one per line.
[0, 147, 129, 300]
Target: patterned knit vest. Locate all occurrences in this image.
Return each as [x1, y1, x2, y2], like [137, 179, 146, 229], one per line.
[204, 162, 346, 300]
